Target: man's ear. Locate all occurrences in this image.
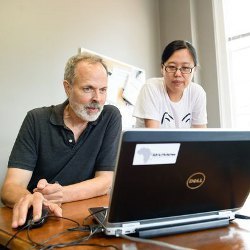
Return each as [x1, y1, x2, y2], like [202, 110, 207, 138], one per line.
[63, 80, 71, 97]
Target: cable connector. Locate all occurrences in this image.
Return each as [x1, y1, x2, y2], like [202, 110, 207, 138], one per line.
[67, 225, 90, 232]
[115, 229, 122, 237]
[89, 224, 104, 233]
[67, 224, 104, 233]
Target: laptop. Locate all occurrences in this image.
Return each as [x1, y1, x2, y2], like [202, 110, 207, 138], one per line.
[89, 129, 250, 238]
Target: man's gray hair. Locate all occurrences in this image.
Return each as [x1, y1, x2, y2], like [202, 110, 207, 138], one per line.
[64, 52, 108, 84]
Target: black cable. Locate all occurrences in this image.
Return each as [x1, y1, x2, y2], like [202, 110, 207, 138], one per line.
[41, 243, 119, 249]
[6, 212, 118, 250]
[67, 225, 91, 232]
[47, 215, 81, 227]
[235, 214, 250, 219]
[27, 215, 82, 249]
[28, 228, 77, 250]
[39, 243, 119, 249]
[5, 224, 30, 248]
[61, 243, 119, 249]
[26, 215, 115, 250]
[37, 224, 104, 250]
[6, 212, 53, 248]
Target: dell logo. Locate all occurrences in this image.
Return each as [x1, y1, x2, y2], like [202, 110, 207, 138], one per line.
[186, 172, 206, 189]
[189, 178, 203, 184]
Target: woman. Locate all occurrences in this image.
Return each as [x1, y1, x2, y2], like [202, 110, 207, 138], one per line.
[133, 40, 207, 128]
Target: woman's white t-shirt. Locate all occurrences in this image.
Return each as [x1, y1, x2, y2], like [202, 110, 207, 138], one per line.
[133, 78, 207, 128]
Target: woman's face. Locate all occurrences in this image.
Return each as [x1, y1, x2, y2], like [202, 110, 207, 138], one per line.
[161, 48, 195, 99]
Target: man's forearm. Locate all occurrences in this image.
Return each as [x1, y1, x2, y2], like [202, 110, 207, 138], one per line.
[62, 173, 113, 203]
[1, 183, 31, 208]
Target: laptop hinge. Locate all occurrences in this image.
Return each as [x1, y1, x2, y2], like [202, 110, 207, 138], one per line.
[138, 217, 230, 238]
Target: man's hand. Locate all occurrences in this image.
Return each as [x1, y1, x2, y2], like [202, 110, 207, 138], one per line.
[33, 179, 63, 204]
[11, 191, 62, 228]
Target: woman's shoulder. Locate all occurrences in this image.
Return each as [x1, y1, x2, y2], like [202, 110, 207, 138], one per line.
[144, 77, 164, 91]
[146, 77, 164, 85]
[188, 82, 206, 93]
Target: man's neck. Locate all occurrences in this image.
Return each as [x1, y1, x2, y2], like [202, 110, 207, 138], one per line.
[63, 104, 88, 142]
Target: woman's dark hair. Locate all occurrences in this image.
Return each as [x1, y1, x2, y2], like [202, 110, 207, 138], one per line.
[161, 40, 198, 66]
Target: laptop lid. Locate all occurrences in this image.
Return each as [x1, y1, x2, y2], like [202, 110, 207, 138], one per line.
[93, 129, 250, 235]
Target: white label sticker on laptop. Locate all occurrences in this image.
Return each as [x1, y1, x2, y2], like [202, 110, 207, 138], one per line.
[132, 143, 180, 165]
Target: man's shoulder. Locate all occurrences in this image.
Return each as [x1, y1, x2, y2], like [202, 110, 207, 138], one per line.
[98, 105, 121, 126]
[27, 105, 55, 117]
[28, 102, 65, 115]
[103, 104, 121, 115]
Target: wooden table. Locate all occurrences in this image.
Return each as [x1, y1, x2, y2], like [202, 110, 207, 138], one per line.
[0, 195, 250, 250]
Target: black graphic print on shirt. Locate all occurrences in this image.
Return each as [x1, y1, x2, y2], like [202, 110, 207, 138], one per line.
[161, 112, 191, 125]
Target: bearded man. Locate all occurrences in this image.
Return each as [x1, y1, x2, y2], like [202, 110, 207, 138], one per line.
[1, 53, 122, 228]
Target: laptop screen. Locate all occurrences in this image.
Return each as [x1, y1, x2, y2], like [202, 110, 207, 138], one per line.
[108, 129, 250, 223]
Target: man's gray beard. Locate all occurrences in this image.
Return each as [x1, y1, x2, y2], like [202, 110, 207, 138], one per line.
[70, 101, 103, 122]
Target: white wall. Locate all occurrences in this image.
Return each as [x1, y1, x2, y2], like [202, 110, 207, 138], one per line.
[159, 0, 193, 47]
[0, 0, 161, 195]
[194, 0, 221, 128]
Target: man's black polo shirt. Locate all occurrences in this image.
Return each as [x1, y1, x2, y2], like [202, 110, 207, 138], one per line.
[8, 101, 122, 191]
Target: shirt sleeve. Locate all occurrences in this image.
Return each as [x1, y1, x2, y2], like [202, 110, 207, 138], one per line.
[95, 105, 122, 171]
[133, 79, 163, 122]
[8, 111, 37, 170]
